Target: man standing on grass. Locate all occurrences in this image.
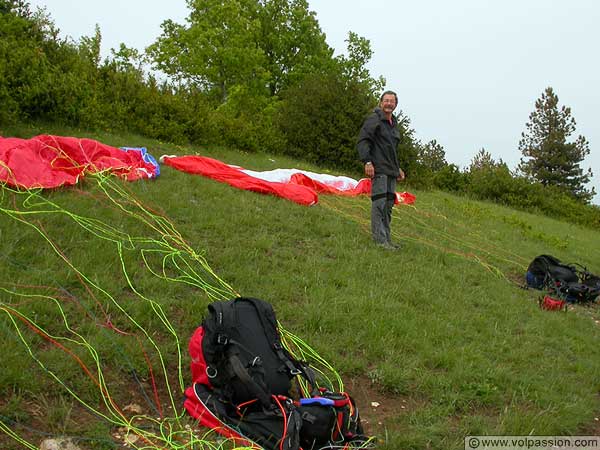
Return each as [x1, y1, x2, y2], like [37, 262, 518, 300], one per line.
[357, 90, 405, 250]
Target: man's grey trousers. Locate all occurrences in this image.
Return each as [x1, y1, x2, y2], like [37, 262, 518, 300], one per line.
[370, 174, 397, 244]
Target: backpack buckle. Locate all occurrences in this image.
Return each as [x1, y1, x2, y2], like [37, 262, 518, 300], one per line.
[251, 356, 262, 366]
[217, 334, 228, 345]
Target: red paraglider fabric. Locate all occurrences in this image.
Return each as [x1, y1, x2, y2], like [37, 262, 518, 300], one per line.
[0, 134, 158, 189]
[161, 155, 415, 206]
[162, 155, 320, 206]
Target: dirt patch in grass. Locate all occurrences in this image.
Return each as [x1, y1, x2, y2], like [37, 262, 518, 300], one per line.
[345, 375, 416, 437]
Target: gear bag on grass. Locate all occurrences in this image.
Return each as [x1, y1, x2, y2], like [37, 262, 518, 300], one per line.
[525, 254, 600, 303]
[183, 297, 371, 450]
[297, 390, 363, 450]
[538, 295, 567, 311]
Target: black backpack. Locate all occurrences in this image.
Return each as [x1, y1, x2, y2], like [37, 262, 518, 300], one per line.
[184, 297, 371, 450]
[526, 255, 600, 303]
[200, 297, 310, 407]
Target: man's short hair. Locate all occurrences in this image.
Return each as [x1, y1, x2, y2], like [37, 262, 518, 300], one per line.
[379, 90, 398, 105]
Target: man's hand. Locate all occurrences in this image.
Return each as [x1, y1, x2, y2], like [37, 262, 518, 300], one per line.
[365, 162, 374, 178]
[397, 168, 405, 181]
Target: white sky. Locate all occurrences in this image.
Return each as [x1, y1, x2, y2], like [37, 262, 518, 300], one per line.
[27, 0, 600, 203]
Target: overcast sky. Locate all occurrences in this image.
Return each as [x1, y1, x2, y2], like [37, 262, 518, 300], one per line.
[27, 0, 599, 203]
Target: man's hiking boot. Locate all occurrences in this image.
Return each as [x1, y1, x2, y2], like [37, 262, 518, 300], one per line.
[376, 241, 401, 251]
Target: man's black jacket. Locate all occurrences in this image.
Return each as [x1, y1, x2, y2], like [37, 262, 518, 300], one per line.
[356, 107, 401, 177]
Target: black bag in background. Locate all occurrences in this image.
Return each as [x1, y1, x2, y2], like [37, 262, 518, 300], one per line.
[526, 255, 577, 289]
[526, 255, 600, 303]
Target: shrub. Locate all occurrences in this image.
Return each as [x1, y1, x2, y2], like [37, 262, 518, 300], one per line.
[276, 71, 373, 173]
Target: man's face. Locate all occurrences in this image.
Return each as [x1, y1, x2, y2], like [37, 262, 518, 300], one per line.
[380, 94, 397, 114]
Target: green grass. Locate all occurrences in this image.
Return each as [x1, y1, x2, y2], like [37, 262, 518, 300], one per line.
[1, 122, 599, 449]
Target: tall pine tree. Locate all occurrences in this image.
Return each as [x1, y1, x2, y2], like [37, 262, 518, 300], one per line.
[518, 87, 595, 203]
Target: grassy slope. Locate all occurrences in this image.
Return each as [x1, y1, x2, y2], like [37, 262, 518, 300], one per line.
[1, 123, 599, 450]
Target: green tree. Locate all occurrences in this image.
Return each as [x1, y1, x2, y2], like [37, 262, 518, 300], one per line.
[0, 0, 72, 121]
[395, 111, 421, 181]
[275, 29, 388, 172]
[0, 0, 41, 120]
[418, 139, 447, 172]
[432, 163, 468, 192]
[148, 0, 267, 101]
[518, 87, 595, 203]
[336, 31, 385, 97]
[0, 0, 29, 16]
[257, 0, 333, 95]
[148, 0, 336, 101]
[469, 147, 505, 172]
[467, 148, 514, 202]
[277, 70, 372, 170]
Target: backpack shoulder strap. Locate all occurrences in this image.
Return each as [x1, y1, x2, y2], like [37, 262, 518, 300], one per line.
[228, 352, 273, 408]
[207, 301, 231, 346]
[239, 298, 319, 394]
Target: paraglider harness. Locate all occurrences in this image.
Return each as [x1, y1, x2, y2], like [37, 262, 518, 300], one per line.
[183, 297, 372, 450]
[526, 255, 600, 308]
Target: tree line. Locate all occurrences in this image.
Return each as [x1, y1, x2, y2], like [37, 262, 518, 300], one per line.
[1, 0, 598, 227]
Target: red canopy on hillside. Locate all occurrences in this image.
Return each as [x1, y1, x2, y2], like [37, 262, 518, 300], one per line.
[0, 134, 158, 189]
[162, 155, 320, 206]
[161, 155, 415, 206]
